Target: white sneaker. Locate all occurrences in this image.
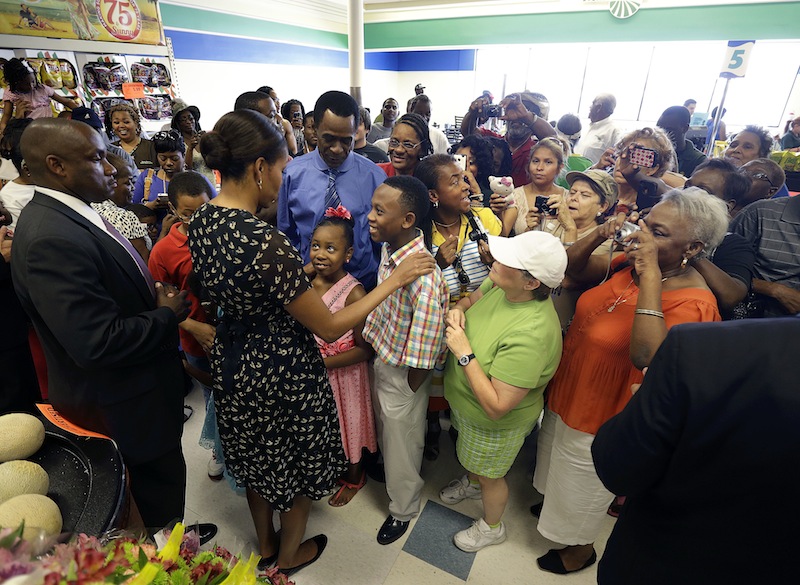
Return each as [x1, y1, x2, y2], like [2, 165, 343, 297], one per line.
[453, 518, 507, 552]
[439, 475, 481, 505]
[207, 451, 224, 480]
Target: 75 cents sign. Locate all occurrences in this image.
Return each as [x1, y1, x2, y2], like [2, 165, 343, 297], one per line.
[95, 0, 143, 41]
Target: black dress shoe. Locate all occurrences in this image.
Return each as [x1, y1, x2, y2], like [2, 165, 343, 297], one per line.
[280, 534, 327, 577]
[537, 548, 597, 574]
[377, 515, 409, 545]
[193, 523, 218, 546]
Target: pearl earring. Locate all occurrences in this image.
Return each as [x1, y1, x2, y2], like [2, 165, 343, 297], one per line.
[681, 256, 688, 269]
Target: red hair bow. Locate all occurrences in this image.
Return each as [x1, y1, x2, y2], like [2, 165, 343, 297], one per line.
[324, 205, 352, 220]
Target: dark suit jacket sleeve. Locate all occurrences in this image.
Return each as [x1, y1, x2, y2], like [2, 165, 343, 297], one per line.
[277, 171, 299, 250]
[592, 327, 690, 497]
[23, 234, 178, 370]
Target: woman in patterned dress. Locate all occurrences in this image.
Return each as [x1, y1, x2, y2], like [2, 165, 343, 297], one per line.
[188, 109, 435, 577]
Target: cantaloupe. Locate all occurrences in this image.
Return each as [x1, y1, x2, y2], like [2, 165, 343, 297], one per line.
[0, 413, 45, 462]
[0, 494, 62, 539]
[0, 460, 49, 503]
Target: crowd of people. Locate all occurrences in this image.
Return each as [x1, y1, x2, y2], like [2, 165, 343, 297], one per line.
[1, 66, 799, 583]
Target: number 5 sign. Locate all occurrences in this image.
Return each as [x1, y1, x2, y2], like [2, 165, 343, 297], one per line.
[95, 0, 143, 41]
[720, 40, 755, 79]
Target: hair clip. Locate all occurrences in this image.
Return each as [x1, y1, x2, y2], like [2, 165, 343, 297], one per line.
[324, 205, 352, 220]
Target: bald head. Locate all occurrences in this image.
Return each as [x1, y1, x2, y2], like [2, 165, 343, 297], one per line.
[22, 118, 116, 203]
[589, 94, 616, 123]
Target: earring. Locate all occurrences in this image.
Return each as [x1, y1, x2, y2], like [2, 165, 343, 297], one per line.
[681, 256, 688, 269]
[433, 201, 438, 208]
[596, 211, 602, 217]
[257, 179, 263, 191]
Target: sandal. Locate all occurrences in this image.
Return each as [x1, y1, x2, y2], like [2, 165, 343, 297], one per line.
[328, 471, 367, 507]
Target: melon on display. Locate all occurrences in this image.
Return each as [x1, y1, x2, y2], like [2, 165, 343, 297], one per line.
[0, 460, 50, 503]
[0, 494, 62, 539]
[0, 413, 45, 462]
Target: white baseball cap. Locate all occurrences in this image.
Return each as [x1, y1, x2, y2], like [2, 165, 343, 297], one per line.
[487, 232, 567, 289]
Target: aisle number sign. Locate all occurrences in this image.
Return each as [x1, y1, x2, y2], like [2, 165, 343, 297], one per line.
[96, 0, 143, 41]
[721, 40, 755, 79]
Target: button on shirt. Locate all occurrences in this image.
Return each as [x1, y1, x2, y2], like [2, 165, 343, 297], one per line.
[278, 149, 385, 290]
[363, 233, 448, 370]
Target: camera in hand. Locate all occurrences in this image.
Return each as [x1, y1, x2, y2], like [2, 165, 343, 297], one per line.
[535, 195, 557, 216]
[466, 211, 488, 244]
[482, 104, 503, 118]
[614, 221, 641, 245]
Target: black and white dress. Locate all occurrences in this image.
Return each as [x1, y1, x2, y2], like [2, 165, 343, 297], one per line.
[188, 204, 346, 510]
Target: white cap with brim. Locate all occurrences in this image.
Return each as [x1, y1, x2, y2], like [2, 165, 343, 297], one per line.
[487, 232, 567, 289]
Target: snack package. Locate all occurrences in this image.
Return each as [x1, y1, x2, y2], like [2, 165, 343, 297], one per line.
[59, 60, 76, 90]
[151, 63, 171, 86]
[83, 62, 128, 91]
[130, 62, 152, 85]
[25, 58, 44, 84]
[138, 95, 172, 120]
[41, 59, 62, 89]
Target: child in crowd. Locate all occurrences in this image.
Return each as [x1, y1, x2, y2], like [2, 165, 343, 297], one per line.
[132, 130, 186, 220]
[363, 175, 448, 545]
[310, 205, 377, 507]
[147, 171, 223, 479]
[0, 58, 79, 135]
[91, 152, 151, 260]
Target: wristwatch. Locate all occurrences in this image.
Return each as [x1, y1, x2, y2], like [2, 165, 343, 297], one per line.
[458, 353, 476, 367]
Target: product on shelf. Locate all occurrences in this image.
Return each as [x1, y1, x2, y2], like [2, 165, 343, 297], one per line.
[83, 61, 128, 91]
[139, 95, 172, 120]
[130, 62, 171, 87]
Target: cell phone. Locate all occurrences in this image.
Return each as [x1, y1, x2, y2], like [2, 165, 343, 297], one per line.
[636, 180, 661, 211]
[157, 193, 169, 201]
[629, 146, 660, 168]
[453, 153, 467, 171]
[535, 195, 557, 216]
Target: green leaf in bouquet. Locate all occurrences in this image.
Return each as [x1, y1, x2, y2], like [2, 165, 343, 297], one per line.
[0, 522, 25, 548]
[139, 546, 149, 568]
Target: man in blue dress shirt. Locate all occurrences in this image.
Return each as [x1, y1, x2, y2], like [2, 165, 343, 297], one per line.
[278, 91, 386, 290]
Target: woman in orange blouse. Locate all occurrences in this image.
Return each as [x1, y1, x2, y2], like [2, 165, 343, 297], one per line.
[532, 187, 730, 575]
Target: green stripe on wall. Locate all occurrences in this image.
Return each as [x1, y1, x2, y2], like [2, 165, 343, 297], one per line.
[364, 3, 800, 49]
[160, 4, 347, 49]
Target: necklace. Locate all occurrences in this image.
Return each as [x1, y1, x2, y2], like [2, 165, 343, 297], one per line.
[607, 275, 673, 312]
[434, 217, 460, 228]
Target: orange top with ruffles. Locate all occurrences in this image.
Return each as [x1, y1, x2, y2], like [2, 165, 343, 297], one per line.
[547, 264, 720, 436]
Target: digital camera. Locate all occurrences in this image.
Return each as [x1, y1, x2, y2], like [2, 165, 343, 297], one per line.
[535, 195, 557, 216]
[482, 104, 503, 118]
[614, 221, 641, 245]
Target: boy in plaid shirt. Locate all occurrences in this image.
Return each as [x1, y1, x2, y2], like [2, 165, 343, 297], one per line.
[363, 176, 448, 545]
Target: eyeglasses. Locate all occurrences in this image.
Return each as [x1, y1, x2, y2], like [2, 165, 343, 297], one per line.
[749, 171, 775, 188]
[388, 138, 423, 151]
[169, 203, 195, 223]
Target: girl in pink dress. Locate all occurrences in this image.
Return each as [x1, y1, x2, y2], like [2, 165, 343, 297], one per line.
[310, 206, 377, 506]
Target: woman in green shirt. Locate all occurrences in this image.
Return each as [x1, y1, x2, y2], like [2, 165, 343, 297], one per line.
[438, 231, 566, 553]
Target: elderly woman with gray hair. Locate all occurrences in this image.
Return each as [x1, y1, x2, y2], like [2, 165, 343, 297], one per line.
[531, 187, 729, 575]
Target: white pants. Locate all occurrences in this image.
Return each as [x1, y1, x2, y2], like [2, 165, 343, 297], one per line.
[372, 358, 432, 522]
[533, 409, 614, 545]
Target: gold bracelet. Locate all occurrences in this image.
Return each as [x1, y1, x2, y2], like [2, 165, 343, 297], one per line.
[634, 308, 664, 318]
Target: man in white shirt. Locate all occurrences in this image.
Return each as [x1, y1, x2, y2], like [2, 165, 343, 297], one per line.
[574, 94, 623, 165]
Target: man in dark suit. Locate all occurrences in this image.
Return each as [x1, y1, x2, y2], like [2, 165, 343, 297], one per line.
[592, 317, 800, 585]
[12, 119, 191, 527]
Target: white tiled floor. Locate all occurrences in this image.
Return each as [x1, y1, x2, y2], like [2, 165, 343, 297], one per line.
[181, 387, 615, 584]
